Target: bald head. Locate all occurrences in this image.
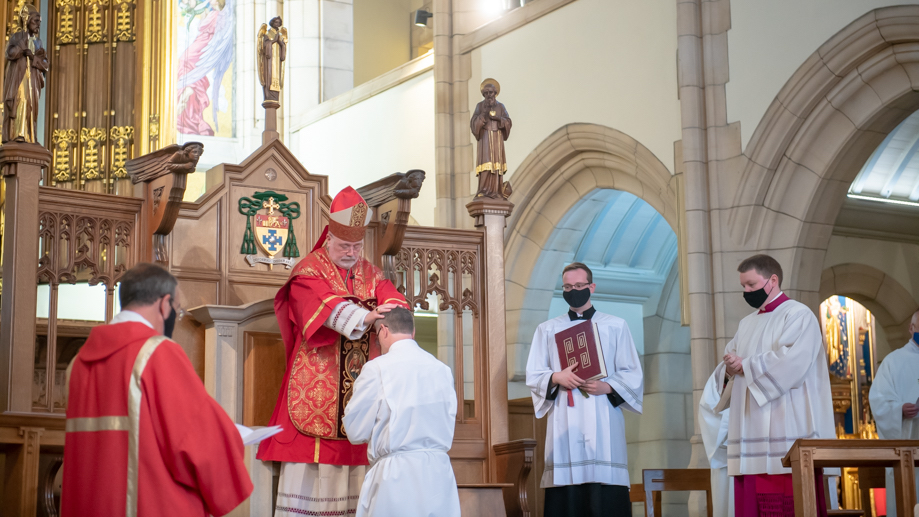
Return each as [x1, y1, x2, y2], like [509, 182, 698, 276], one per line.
[910, 310, 919, 334]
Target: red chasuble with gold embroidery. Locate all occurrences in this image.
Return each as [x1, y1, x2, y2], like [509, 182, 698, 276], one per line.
[62, 322, 253, 517]
[257, 247, 408, 465]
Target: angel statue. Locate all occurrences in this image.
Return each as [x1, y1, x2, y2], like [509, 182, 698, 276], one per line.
[3, 4, 49, 143]
[257, 17, 288, 103]
[126, 142, 204, 183]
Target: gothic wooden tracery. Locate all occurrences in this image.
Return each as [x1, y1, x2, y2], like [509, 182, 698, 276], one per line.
[33, 187, 142, 414]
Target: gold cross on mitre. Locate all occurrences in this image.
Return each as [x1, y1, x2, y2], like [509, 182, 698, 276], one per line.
[263, 197, 280, 214]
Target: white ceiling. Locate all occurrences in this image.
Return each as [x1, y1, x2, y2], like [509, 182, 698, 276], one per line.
[547, 189, 678, 303]
[849, 109, 919, 203]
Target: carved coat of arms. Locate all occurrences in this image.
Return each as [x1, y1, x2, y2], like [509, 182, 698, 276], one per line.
[238, 190, 300, 269]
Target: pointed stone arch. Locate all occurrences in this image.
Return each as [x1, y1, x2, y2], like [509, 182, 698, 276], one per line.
[819, 263, 919, 356]
[729, 6, 919, 307]
[503, 123, 679, 378]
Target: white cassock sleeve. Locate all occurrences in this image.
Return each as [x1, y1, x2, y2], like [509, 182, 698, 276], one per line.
[740, 309, 823, 407]
[525, 324, 556, 419]
[869, 358, 904, 440]
[342, 360, 383, 445]
[325, 301, 371, 340]
[603, 322, 643, 414]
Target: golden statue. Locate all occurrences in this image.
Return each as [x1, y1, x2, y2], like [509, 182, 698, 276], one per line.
[824, 296, 846, 367]
[3, 4, 49, 143]
[257, 17, 288, 104]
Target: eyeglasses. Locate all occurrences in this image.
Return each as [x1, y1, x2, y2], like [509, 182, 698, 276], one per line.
[562, 282, 591, 292]
[336, 242, 363, 254]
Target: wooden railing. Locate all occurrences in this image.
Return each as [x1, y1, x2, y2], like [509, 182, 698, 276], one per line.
[34, 188, 143, 413]
[0, 142, 143, 515]
[394, 226, 494, 482]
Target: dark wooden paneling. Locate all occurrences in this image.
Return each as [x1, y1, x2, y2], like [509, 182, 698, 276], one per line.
[243, 332, 286, 427]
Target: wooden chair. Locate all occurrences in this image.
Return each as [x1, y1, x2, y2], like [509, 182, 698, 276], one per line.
[631, 483, 653, 516]
[642, 469, 714, 517]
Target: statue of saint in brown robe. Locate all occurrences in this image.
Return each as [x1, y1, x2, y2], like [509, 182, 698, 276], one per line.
[471, 78, 512, 199]
[3, 6, 49, 144]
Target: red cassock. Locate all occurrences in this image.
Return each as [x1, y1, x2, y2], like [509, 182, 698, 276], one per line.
[62, 321, 253, 517]
[257, 247, 408, 465]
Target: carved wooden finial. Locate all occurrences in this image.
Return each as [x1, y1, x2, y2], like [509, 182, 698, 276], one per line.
[126, 142, 203, 184]
[126, 142, 203, 263]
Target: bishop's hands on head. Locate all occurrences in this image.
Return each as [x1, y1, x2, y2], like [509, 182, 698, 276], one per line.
[343, 306, 461, 516]
[257, 186, 410, 517]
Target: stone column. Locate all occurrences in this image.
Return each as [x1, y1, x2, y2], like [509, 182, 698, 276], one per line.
[676, 1, 736, 515]
[0, 143, 52, 413]
[319, 0, 354, 101]
[467, 197, 513, 477]
[433, 0, 498, 229]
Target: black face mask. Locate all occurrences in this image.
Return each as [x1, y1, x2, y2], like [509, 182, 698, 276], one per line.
[164, 306, 177, 338]
[563, 287, 591, 309]
[742, 280, 773, 309]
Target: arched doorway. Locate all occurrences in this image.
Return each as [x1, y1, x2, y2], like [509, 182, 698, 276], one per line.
[820, 263, 918, 360]
[504, 124, 692, 512]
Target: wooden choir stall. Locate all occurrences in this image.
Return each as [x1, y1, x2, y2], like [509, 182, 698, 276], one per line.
[0, 122, 534, 516]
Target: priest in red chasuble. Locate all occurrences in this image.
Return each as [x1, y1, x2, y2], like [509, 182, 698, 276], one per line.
[62, 263, 253, 517]
[257, 186, 408, 516]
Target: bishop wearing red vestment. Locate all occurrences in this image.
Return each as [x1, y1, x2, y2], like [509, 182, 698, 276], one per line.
[62, 263, 253, 517]
[257, 186, 408, 516]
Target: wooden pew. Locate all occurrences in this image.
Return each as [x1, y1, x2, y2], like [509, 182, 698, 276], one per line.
[642, 469, 713, 517]
[494, 439, 537, 517]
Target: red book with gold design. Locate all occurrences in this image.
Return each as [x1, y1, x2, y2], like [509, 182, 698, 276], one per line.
[554, 320, 607, 381]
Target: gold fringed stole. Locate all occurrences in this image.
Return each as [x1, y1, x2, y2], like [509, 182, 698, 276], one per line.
[288, 327, 374, 440]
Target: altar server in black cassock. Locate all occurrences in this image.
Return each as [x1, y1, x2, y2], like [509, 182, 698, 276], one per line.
[525, 262, 643, 516]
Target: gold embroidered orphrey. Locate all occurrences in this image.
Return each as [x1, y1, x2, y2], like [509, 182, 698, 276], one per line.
[286, 249, 385, 440]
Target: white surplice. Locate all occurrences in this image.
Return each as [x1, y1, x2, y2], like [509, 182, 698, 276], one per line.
[868, 339, 919, 517]
[698, 364, 734, 517]
[525, 312, 643, 488]
[723, 297, 836, 476]
[343, 339, 460, 517]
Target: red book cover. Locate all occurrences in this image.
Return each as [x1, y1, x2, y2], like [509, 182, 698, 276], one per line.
[553, 320, 607, 381]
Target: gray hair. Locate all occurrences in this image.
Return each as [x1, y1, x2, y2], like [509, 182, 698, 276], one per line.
[119, 263, 178, 308]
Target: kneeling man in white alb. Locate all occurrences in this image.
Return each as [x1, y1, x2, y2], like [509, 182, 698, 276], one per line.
[343, 306, 461, 517]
